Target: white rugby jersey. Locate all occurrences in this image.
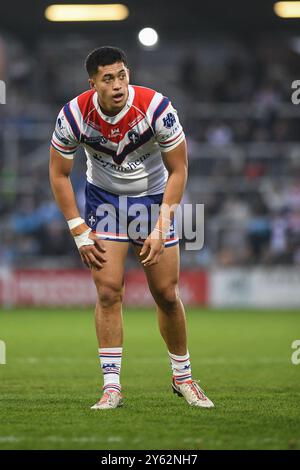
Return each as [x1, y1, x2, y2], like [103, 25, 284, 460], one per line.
[51, 85, 185, 196]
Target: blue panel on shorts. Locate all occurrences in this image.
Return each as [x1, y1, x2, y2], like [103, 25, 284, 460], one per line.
[84, 182, 178, 246]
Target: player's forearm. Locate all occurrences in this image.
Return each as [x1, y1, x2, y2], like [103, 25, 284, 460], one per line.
[50, 174, 81, 222]
[159, 140, 188, 227]
[154, 170, 187, 237]
[162, 170, 187, 209]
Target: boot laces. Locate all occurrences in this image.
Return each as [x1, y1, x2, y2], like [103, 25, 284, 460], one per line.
[187, 380, 208, 401]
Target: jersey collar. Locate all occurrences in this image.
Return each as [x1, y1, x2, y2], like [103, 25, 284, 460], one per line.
[93, 85, 135, 124]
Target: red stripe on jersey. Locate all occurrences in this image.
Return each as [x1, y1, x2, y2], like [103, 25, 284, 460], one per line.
[77, 86, 156, 143]
[93, 112, 142, 142]
[84, 106, 146, 143]
[77, 89, 95, 121]
[132, 85, 156, 113]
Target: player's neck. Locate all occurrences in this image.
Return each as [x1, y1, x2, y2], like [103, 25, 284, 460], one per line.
[98, 103, 124, 117]
[97, 90, 129, 117]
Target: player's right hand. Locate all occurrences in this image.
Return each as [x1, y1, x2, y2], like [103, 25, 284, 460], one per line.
[79, 232, 107, 270]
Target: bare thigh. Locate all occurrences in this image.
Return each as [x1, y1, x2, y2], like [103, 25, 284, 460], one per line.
[91, 240, 129, 294]
[133, 244, 180, 295]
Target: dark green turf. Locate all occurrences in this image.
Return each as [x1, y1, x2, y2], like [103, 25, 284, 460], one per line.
[0, 307, 299, 450]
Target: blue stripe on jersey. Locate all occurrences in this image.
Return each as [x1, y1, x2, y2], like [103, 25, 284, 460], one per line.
[151, 97, 169, 133]
[84, 138, 116, 158]
[86, 127, 153, 165]
[63, 103, 81, 141]
[112, 127, 153, 165]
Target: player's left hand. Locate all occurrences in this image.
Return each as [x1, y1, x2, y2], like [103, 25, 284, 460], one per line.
[140, 232, 165, 267]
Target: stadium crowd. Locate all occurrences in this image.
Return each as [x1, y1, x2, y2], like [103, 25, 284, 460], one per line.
[1, 35, 300, 268]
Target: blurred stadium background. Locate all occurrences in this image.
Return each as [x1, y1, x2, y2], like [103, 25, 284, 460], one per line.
[0, 1, 300, 451]
[1, 1, 300, 308]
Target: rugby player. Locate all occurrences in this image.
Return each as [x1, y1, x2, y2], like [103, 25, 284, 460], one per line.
[49, 46, 214, 410]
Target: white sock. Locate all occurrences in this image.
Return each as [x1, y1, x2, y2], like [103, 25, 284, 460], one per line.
[168, 350, 192, 384]
[99, 347, 122, 393]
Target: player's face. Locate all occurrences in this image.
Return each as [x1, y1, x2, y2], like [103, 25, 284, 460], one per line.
[89, 62, 130, 116]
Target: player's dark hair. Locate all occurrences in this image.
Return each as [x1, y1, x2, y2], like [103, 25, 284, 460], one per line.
[85, 46, 128, 77]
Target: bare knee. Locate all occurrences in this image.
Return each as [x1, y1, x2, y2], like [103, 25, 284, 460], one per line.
[95, 282, 124, 309]
[152, 283, 179, 312]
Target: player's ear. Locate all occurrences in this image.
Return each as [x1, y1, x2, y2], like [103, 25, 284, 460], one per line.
[89, 78, 96, 90]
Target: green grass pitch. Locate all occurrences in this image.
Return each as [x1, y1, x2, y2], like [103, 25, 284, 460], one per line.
[0, 307, 300, 450]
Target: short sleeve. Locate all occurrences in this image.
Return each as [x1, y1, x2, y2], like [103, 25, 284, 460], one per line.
[154, 101, 185, 153]
[51, 106, 80, 159]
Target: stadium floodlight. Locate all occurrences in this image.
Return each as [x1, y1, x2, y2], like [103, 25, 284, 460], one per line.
[138, 28, 159, 47]
[274, 1, 300, 18]
[45, 4, 129, 22]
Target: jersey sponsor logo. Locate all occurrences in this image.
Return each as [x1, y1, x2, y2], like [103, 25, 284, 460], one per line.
[61, 137, 71, 145]
[128, 130, 140, 144]
[160, 124, 181, 141]
[83, 135, 108, 145]
[125, 153, 150, 170]
[54, 130, 71, 145]
[57, 116, 66, 131]
[91, 152, 151, 172]
[163, 112, 176, 129]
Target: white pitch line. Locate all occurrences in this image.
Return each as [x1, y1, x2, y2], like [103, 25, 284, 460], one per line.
[0, 435, 298, 448]
[15, 356, 290, 366]
[0, 436, 23, 443]
[0, 435, 124, 444]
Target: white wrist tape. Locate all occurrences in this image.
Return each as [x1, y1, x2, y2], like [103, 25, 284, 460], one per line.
[153, 227, 167, 240]
[73, 228, 95, 250]
[67, 217, 85, 231]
